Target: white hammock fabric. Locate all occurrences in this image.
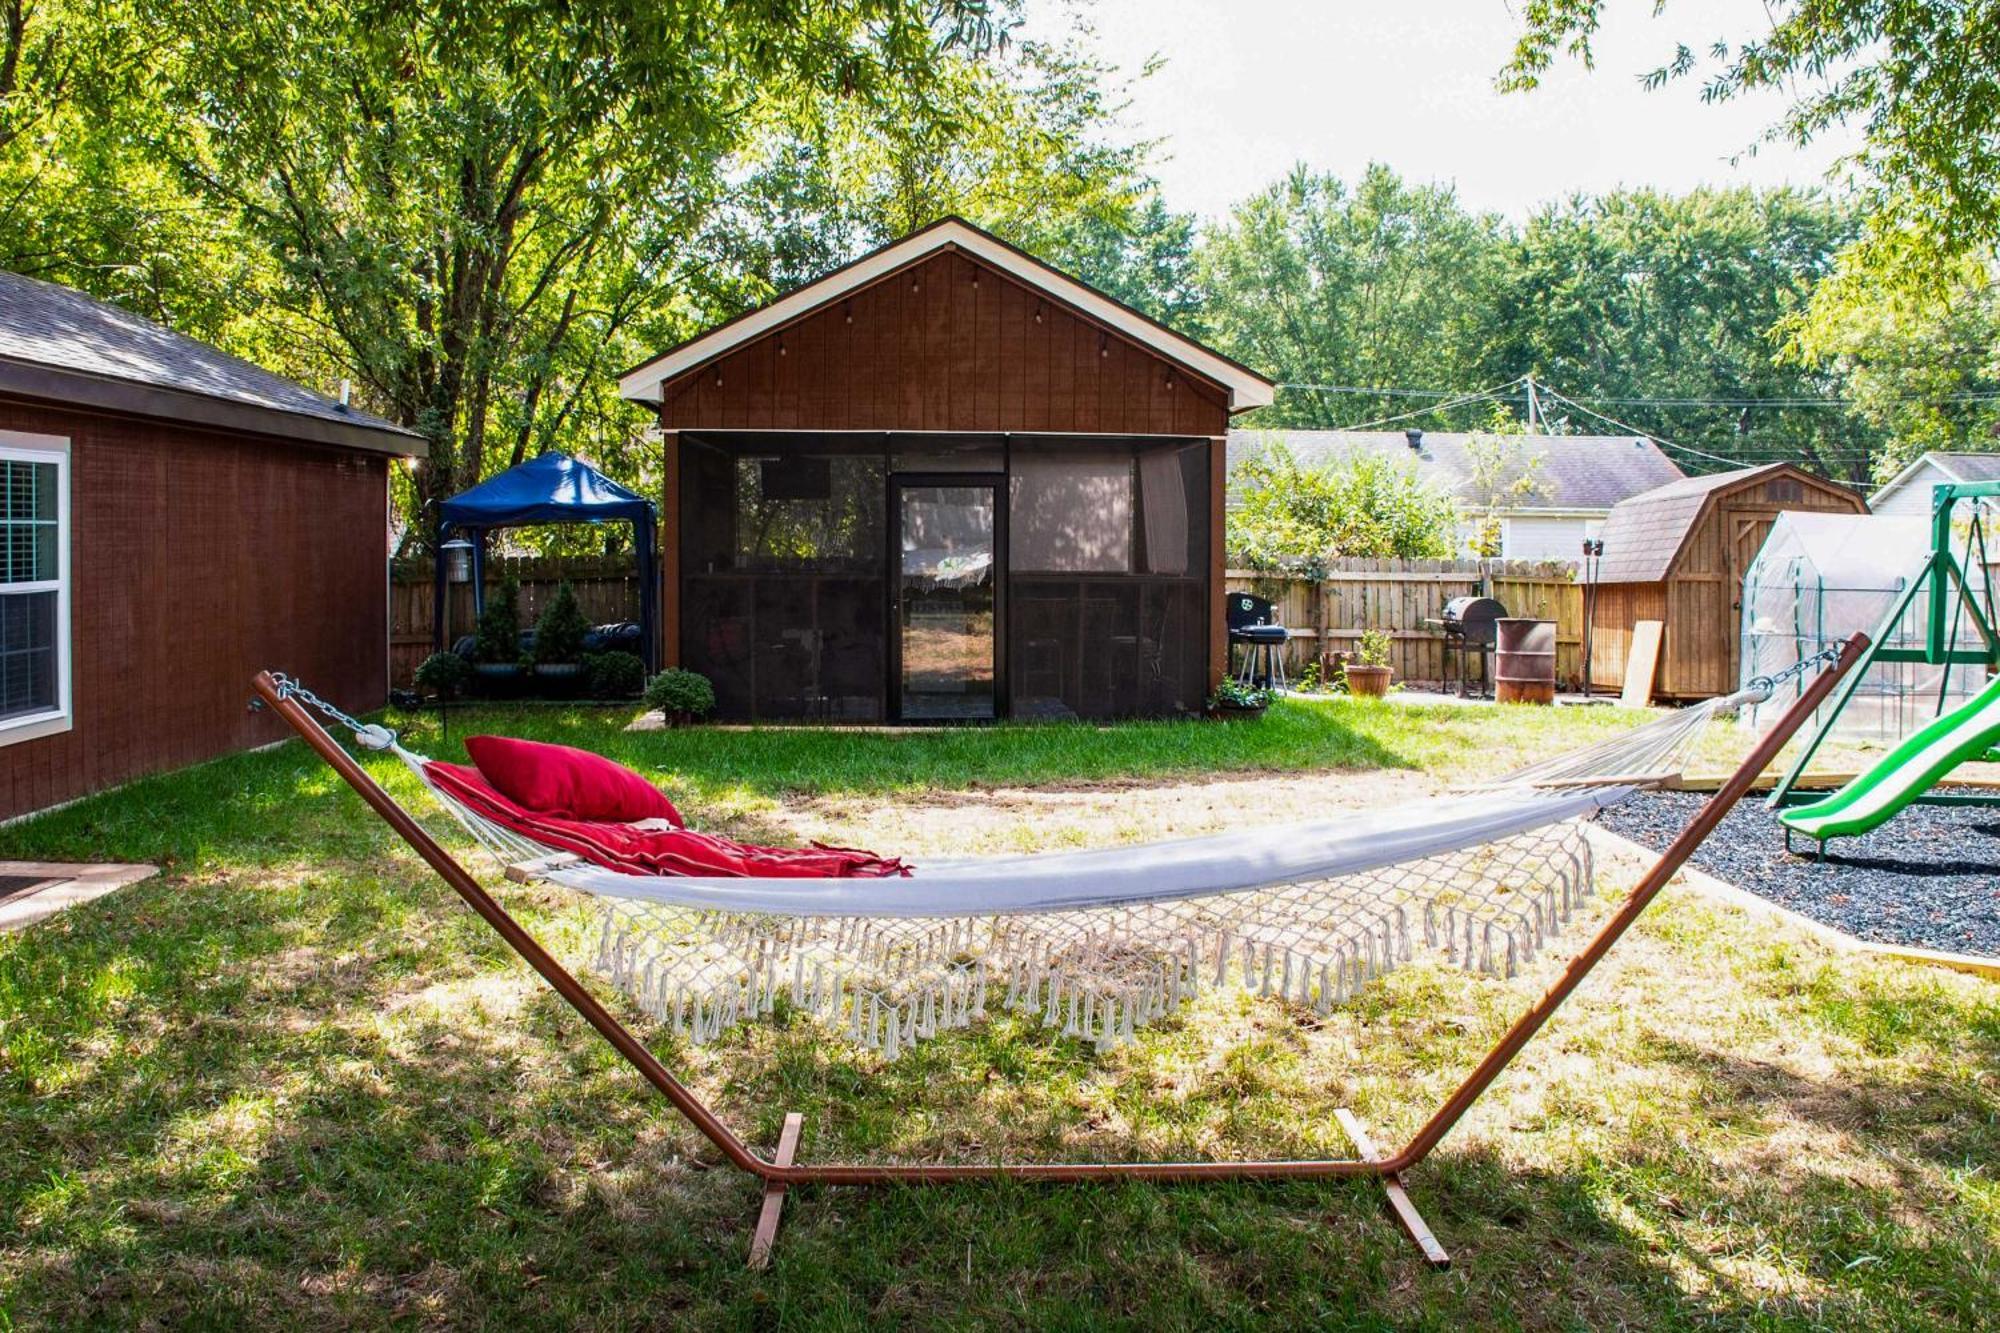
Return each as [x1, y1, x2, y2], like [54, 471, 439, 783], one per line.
[364, 688, 1743, 1058]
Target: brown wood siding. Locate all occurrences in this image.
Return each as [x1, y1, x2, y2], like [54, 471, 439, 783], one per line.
[1589, 472, 1864, 699]
[0, 398, 389, 820]
[656, 250, 1231, 438]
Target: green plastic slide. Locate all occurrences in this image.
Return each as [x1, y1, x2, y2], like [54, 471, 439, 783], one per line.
[1781, 671, 2000, 842]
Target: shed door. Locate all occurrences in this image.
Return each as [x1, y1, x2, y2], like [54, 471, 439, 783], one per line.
[1728, 513, 1776, 685]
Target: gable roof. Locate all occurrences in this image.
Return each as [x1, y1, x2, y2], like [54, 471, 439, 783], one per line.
[1869, 451, 2000, 507]
[619, 216, 1275, 413]
[0, 268, 423, 456]
[1593, 463, 1860, 584]
[1227, 429, 1685, 512]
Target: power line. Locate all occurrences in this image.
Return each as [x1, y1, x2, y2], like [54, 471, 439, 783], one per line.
[1534, 386, 1748, 469]
[1322, 378, 1523, 432]
[1274, 379, 2000, 410]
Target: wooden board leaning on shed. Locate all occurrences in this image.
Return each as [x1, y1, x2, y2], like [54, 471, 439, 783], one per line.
[1622, 620, 1663, 709]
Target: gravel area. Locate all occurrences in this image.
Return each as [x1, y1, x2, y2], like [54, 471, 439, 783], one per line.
[1599, 787, 2000, 958]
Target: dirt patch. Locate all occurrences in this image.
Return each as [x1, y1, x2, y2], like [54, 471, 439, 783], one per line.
[753, 767, 1445, 859]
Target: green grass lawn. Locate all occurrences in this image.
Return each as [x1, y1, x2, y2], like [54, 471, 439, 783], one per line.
[2, 698, 1997, 1329]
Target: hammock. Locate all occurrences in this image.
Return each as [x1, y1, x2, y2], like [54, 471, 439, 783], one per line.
[336, 683, 1739, 1057]
[252, 641, 1864, 1270]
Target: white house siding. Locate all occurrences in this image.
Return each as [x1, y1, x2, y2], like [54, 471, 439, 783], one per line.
[1500, 514, 1601, 561]
[1871, 460, 1956, 518]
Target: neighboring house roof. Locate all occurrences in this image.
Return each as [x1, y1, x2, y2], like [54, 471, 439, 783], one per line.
[1593, 463, 1859, 584]
[1227, 428, 1685, 513]
[0, 268, 423, 456]
[619, 215, 1276, 414]
[1868, 451, 2000, 507]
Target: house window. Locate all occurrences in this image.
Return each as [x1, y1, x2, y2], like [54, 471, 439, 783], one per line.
[0, 433, 69, 744]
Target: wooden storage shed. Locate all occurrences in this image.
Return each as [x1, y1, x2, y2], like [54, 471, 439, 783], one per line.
[0, 270, 422, 821]
[619, 216, 1275, 722]
[1587, 463, 1865, 700]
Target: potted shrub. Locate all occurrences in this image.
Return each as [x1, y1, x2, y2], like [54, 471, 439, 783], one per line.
[1206, 679, 1272, 720]
[644, 667, 716, 726]
[584, 650, 647, 700]
[471, 580, 525, 691]
[412, 650, 474, 702]
[530, 581, 590, 693]
[1343, 628, 1394, 698]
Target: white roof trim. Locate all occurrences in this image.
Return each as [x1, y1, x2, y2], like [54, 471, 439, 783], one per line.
[618, 219, 1275, 413]
[1868, 452, 1960, 508]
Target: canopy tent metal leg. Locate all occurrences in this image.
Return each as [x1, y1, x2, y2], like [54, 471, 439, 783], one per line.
[249, 635, 1863, 1269]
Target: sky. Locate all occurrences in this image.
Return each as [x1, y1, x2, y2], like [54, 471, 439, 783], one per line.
[1021, 0, 1864, 223]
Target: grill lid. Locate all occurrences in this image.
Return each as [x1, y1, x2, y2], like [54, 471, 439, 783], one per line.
[1439, 595, 1508, 645]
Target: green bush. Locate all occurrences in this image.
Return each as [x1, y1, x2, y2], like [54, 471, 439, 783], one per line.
[585, 651, 647, 698]
[532, 581, 590, 665]
[644, 667, 716, 721]
[1227, 445, 1459, 568]
[412, 650, 473, 698]
[1206, 679, 1272, 711]
[1355, 628, 1393, 667]
[472, 580, 522, 664]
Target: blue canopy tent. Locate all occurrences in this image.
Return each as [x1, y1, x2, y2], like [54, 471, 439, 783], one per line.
[434, 452, 658, 670]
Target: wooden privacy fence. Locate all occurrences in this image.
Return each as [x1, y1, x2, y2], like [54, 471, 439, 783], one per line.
[389, 554, 1580, 693]
[1228, 558, 1585, 689]
[390, 555, 646, 685]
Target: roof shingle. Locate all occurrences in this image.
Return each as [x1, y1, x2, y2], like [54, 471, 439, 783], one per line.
[1227, 428, 1684, 512]
[0, 269, 420, 453]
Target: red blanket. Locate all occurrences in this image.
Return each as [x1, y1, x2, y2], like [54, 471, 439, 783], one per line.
[425, 761, 911, 879]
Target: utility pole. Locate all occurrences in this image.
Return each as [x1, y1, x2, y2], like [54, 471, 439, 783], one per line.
[1524, 373, 1541, 433]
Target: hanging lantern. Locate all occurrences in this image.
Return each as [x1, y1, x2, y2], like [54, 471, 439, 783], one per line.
[441, 536, 475, 584]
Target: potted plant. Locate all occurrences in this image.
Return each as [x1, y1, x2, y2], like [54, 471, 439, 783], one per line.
[584, 650, 648, 700]
[644, 667, 717, 727]
[530, 581, 591, 694]
[1206, 678, 1273, 720]
[471, 580, 525, 691]
[1343, 629, 1394, 698]
[412, 650, 474, 702]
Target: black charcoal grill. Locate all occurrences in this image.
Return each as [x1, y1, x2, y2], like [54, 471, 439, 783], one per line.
[1432, 595, 1507, 698]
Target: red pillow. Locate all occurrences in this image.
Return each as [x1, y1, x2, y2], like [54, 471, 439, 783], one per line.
[463, 735, 681, 826]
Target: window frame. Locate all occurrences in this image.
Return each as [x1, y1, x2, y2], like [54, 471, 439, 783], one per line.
[0, 430, 72, 746]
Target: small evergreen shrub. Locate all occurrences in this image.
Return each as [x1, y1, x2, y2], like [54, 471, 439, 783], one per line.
[644, 668, 716, 722]
[532, 581, 590, 665]
[1355, 628, 1393, 668]
[413, 651, 473, 698]
[472, 580, 523, 664]
[586, 651, 647, 698]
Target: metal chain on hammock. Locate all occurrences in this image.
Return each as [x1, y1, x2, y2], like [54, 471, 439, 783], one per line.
[1746, 641, 1844, 699]
[264, 672, 399, 752]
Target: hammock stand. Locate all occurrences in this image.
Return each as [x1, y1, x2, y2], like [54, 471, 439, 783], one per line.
[250, 634, 1863, 1272]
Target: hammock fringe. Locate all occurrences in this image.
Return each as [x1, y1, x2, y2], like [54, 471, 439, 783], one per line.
[589, 824, 1593, 1057]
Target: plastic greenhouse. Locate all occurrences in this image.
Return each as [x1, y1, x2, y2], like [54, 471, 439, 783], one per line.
[1739, 511, 1985, 741]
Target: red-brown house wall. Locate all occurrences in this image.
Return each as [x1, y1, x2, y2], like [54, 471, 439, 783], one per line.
[0, 398, 389, 820]
[653, 249, 1231, 438]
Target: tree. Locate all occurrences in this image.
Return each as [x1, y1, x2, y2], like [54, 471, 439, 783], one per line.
[1195, 164, 1514, 430]
[1499, 187, 1881, 482]
[1788, 258, 2000, 477]
[1461, 418, 1549, 558]
[1503, 1, 2000, 354]
[1227, 442, 1460, 567]
[122, 0, 1020, 531]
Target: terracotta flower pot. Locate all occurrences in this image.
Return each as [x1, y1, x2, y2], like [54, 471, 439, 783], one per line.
[1345, 664, 1393, 698]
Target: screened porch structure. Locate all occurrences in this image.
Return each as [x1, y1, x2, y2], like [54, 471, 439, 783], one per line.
[675, 431, 1212, 721]
[621, 217, 1275, 723]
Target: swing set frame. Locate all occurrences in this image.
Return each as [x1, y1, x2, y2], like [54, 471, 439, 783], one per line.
[1769, 482, 2000, 811]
